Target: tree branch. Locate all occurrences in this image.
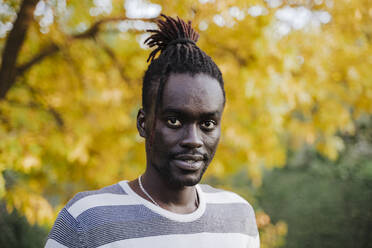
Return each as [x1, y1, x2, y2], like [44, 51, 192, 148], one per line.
[16, 17, 156, 78]
[17, 43, 59, 75]
[19, 82, 64, 128]
[1, 14, 156, 100]
[7, 99, 64, 128]
[73, 17, 146, 39]
[0, 0, 39, 99]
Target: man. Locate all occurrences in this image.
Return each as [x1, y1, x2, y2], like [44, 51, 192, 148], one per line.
[46, 14, 259, 248]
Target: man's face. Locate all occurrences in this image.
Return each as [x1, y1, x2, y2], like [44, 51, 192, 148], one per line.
[142, 73, 224, 188]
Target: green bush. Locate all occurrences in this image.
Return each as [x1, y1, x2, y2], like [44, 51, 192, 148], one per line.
[0, 203, 48, 248]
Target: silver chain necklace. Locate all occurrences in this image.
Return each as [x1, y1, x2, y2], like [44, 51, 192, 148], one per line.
[138, 175, 200, 208]
[138, 175, 160, 206]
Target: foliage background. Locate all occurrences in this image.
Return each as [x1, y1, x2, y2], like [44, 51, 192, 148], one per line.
[0, 0, 371, 247]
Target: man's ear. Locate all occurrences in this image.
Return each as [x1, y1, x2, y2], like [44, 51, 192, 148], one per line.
[137, 108, 147, 138]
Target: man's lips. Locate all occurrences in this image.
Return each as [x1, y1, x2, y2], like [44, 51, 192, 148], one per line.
[173, 154, 204, 161]
[172, 154, 205, 171]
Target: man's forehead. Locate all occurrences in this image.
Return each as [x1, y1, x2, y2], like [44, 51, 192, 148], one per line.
[160, 73, 224, 115]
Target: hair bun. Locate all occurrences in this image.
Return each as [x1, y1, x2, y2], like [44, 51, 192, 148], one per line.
[145, 14, 200, 62]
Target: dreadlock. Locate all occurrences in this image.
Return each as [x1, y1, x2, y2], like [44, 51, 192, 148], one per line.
[142, 14, 225, 144]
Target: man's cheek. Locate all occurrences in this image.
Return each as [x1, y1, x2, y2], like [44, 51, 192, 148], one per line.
[206, 135, 220, 151]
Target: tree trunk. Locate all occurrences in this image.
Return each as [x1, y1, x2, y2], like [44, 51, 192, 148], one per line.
[0, 0, 39, 99]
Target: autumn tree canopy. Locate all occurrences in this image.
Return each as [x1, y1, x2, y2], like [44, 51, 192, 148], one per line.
[0, 0, 371, 232]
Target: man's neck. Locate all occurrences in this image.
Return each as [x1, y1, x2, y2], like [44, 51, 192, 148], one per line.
[128, 168, 199, 214]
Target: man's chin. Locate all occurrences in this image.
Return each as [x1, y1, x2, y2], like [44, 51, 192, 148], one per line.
[153, 162, 208, 188]
[178, 177, 201, 186]
[173, 164, 211, 187]
[166, 174, 202, 188]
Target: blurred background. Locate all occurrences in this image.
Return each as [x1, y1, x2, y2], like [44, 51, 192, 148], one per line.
[0, 0, 371, 247]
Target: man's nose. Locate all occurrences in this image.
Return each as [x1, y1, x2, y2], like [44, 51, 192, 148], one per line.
[180, 124, 203, 148]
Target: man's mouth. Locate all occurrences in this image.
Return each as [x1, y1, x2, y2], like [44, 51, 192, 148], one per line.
[174, 154, 204, 161]
[172, 154, 205, 171]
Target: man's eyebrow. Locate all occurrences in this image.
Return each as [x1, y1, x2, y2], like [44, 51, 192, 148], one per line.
[161, 108, 221, 117]
[200, 111, 221, 117]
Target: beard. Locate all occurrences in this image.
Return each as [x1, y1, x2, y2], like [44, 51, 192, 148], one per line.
[151, 158, 210, 189]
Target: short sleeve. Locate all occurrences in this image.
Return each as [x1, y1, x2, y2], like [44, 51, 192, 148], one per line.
[45, 208, 84, 248]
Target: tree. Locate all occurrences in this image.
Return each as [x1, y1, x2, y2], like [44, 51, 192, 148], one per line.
[0, 201, 47, 248]
[0, 0, 371, 232]
[258, 115, 372, 248]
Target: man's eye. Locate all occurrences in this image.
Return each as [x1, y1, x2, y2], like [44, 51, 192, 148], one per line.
[167, 117, 182, 128]
[201, 120, 216, 130]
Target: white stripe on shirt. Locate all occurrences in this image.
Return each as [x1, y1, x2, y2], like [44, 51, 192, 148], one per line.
[67, 193, 138, 218]
[97, 232, 259, 248]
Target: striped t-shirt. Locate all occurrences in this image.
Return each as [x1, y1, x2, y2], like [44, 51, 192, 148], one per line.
[46, 181, 260, 248]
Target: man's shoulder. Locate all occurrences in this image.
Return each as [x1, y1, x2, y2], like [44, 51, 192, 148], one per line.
[64, 181, 135, 219]
[199, 184, 258, 236]
[199, 184, 254, 211]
